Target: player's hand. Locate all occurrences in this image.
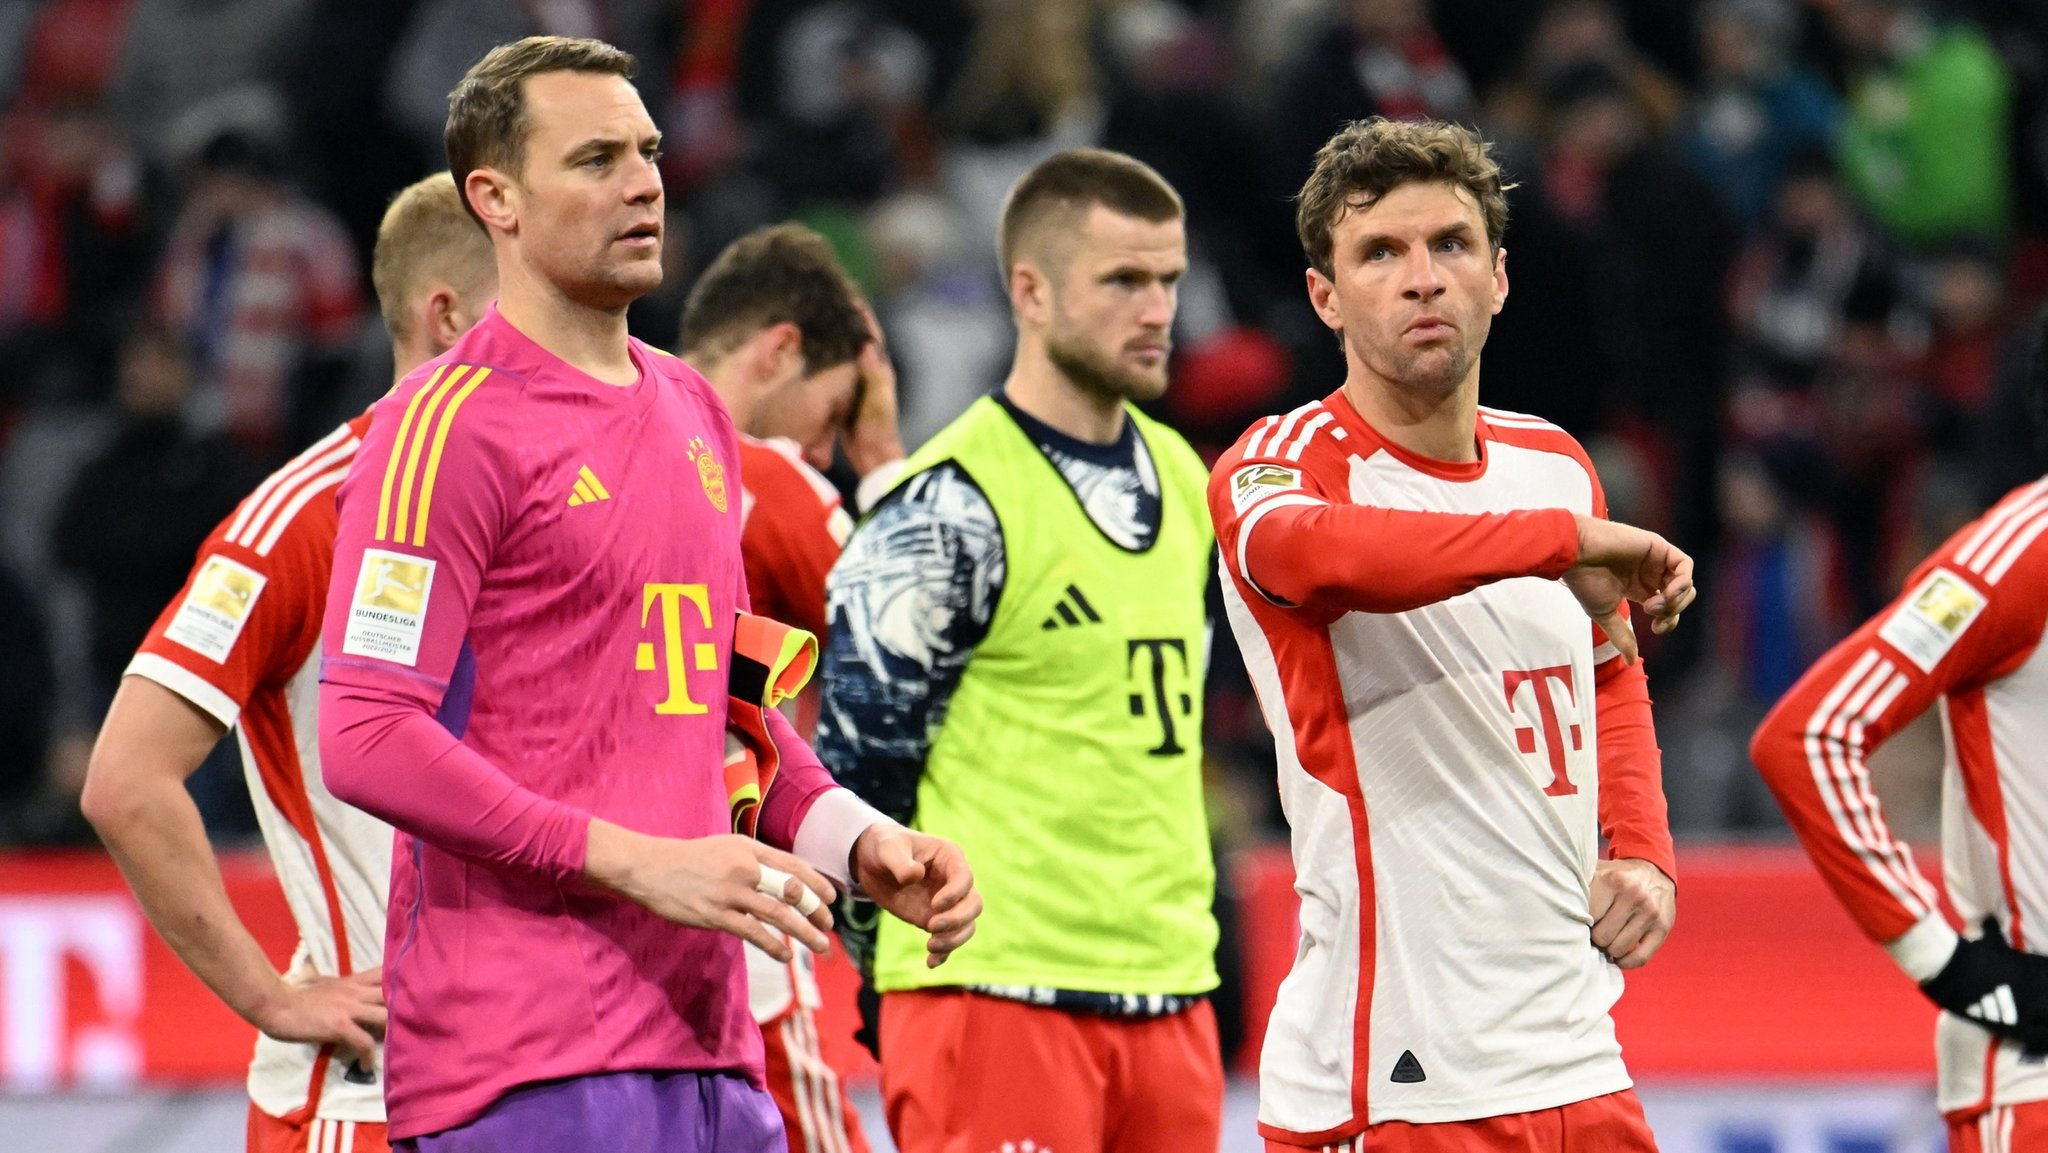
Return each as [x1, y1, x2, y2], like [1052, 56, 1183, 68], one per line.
[1588, 858, 1675, 969]
[585, 822, 836, 962]
[1922, 919, 2048, 1050]
[851, 824, 981, 968]
[249, 964, 386, 1069]
[1565, 516, 1698, 663]
[841, 306, 904, 478]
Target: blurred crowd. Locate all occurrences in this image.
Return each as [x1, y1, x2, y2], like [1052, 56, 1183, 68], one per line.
[2, 0, 2045, 847]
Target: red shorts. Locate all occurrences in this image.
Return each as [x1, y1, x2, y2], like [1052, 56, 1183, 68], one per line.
[880, 988, 1223, 1153]
[760, 999, 871, 1153]
[1948, 1101, 2048, 1152]
[247, 1103, 390, 1153]
[1265, 1089, 1658, 1153]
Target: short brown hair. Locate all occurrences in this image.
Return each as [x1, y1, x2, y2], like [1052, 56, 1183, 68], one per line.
[677, 223, 871, 375]
[1296, 118, 1513, 278]
[444, 35, 637, 226]
[997, 148, 1183, 274]
[371, 173, 496, 344]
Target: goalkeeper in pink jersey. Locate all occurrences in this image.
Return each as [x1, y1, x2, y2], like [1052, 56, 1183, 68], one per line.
[314, 36, 980, 1153]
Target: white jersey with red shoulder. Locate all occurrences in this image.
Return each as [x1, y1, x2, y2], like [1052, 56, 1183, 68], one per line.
[1212, 394, 1670, 1142]
[127, 415, 391, 1123]
[1753, 475, 2048, 1115]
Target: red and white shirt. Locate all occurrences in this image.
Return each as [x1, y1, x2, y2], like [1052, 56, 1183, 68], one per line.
[1211, 393, 1674, 1143]
[1752, 475, 2048, 1117]
[736, 434, 852, 1022]
[126, 415, 390, 1124]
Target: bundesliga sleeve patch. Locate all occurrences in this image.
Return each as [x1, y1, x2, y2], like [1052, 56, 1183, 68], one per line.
[341, 549, 436, 667]
[1230, 463, 1303, 512]
[1879, 567, 1987, 673]
[165, 555, 268, 663]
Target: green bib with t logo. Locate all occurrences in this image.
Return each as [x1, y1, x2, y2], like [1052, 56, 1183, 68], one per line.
[873, 396, 1219, 996]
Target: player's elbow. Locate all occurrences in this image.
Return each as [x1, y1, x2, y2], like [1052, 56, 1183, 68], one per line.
[79, 741, 148, 839]
[1745, 711, 1808, 789]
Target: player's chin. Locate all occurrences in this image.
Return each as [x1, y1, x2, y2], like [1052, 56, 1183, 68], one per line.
[1117, 364, 1171, 403]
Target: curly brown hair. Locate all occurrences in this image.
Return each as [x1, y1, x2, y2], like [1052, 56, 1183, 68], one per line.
[1296, 118, 1514, 278]
[444, 36, 638, 227]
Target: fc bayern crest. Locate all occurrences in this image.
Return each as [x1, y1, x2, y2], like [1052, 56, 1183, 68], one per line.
[687, 437, 729, 513]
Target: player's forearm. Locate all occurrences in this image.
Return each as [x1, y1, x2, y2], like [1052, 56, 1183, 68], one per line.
[756, 706, 878, 864]
[86, 768, 289, 1027]
[1244, 502, 1578, 612]
[1593, 660, 1676, 881]
[320, 681, 590, 882]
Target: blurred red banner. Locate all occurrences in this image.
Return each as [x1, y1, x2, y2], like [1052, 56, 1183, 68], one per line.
[0, 844, 1938, 1091]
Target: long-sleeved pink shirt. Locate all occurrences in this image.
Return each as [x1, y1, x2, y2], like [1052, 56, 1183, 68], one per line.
[317, 307, 838, 1139]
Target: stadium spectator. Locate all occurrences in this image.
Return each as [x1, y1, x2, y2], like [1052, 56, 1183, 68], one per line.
[150, 129, 362, 450]
[0, 95, 146, 408]
[1830, 0, 2015, 249]
[1728, 150, 1903, 394]
[108, 0, 308, 169]
[0, 556, 56, 831]
[1683, 0, 1839, 233]
[51, 323, 264, 709]
[1267, 0, 1478, 225]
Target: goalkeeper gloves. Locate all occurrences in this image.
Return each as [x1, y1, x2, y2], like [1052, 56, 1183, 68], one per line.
[1921, 918, 2048, 1049]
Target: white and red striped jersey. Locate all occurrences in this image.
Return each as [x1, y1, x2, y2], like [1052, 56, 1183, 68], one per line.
[1211, 393, 1675, 1144]
[1753, 475, 2048, 1117]
[127, 415, 390, 1124]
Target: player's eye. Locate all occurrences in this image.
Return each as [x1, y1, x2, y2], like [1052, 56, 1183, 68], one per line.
[1437, 238, 1466, 253]
[1367, 246, 1392, 262]
[584, 153, 611, 170]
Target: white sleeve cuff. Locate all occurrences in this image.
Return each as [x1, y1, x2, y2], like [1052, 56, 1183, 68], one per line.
[1887, 914, 1962, 983]
[792, 787, 895, 890]
[855, 460, 909, 515]
[124, 653, 240, 728]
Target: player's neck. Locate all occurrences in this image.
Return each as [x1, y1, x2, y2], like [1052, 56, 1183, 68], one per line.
[1343, 370, 1480, 463]
[687, 357, 764, 436]
[497, 276, 638, 387]
[1003, 352, 1127, 446]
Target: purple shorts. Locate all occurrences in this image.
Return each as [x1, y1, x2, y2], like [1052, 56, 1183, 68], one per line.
[396, 1070, 782, 1153]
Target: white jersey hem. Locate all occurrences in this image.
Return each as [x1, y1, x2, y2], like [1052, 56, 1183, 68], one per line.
[1366, 1067, 1635, 1127]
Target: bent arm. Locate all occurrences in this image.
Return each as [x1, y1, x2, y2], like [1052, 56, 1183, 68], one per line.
[1236, 499, 1579, 614]
[81, 676, 292, 1026]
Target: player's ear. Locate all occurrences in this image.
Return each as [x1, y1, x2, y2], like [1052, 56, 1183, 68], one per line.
[1010, 262, 1051, 330]
[1492, 245, 1509, 315]
[1306, 267, 1342, 332]
[752, 321, 804, 387]
[466, 167, 517, 236]
[425, 285, 465, 352]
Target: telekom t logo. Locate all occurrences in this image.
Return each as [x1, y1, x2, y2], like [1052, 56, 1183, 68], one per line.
[0, 897, 142, 1090]
[1502, 665, 1582, 797]
[637, 582, 717, 715]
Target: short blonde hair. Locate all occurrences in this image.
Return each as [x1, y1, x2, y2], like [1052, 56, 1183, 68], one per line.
[1296, 118, 1514, 278]
[371, 172, 495, 344]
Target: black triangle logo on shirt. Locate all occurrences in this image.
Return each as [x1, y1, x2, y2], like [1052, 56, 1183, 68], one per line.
[1391, 1050, 1426, 1083]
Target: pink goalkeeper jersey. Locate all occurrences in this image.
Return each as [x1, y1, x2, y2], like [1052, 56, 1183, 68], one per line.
[317, 306, 838, 1139]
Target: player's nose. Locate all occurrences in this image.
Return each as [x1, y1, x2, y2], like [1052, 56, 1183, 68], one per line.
[624, 153, 662, 206]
